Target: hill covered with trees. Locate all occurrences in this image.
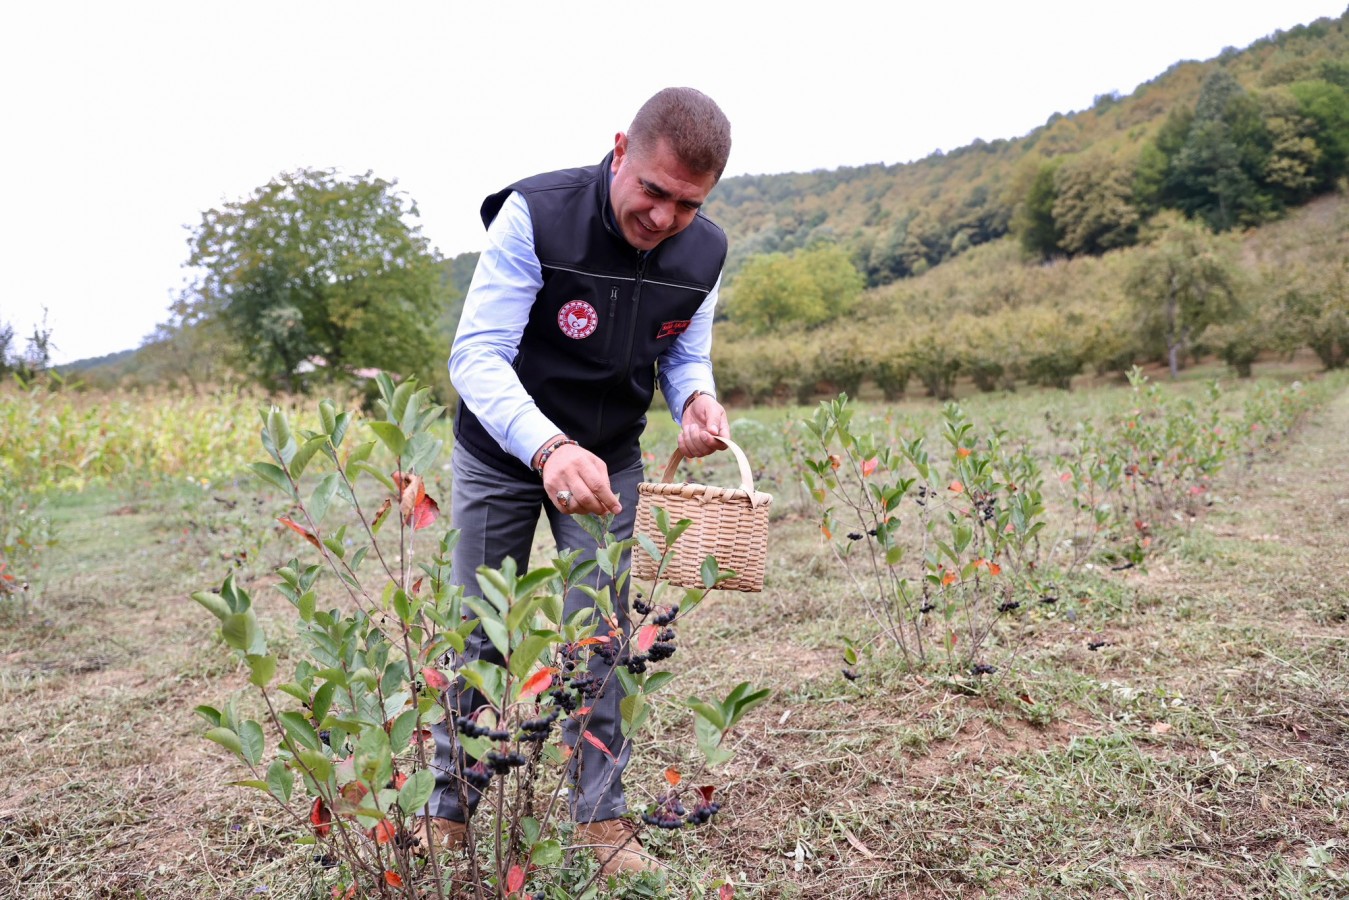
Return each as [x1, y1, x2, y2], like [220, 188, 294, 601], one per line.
[22, 9, 1349, 401]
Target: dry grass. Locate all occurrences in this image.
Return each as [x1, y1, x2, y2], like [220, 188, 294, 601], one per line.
[3, 373, 1348, 899]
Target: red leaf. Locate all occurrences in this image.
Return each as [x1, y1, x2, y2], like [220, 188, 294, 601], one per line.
[391, 771, 408, 789]
[279, 516, 322, 549]
[310, 797, 332, 837]
[370, 819, 395, 844]
[421, 667, 450, 692]
[664, 767, 681, 786]
[394, 471, 441, 530]
[384, 870, 403, 888]
[988, 562, 1002, 576]
[581, 729, 617, 761]
[948, 480, 964, 494]
[636, 624, 659, 654]
[697, 784, 716, 804]
[719, 885, 735, 899]
[520, 667, 557, 700]
[506, 864, 525, 893]
[861, 456, 878, 477]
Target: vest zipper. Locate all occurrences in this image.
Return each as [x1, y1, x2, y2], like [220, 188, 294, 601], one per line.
[597, 252, 648, 438]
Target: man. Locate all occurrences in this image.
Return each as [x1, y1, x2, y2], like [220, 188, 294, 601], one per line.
[421, 87, 732, 875]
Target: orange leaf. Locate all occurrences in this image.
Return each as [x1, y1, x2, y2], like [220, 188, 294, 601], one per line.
[582, 729, 618, 761]
[1059, 472, 1072, 483]
[988, 563, 1002, 576]
[636, 624, 659, 654]
[507, 864, 525, 894]
[821, 523, 832, 540]
[421, 667, 450, 692]
[948, 480, 964, 494]
[371, 496, 392, 530]
[519, 667, 557, 700]
[279, 516, 322, 549]
[384, 870, 404, 888]
[828, 454, 842, 470]
[956, 447, 971, 459]
[370, 819, 396, 845]
[665, 767, 682, 786]
[941, 569, 958, 586]
[575, 635, 608, 648]
[861, 456, 878, 477]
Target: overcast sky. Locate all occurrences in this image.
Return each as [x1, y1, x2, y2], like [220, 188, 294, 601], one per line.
[3, 1, 1345, 364]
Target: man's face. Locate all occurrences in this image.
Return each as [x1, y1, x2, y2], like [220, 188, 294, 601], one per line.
[609, 133, 717, 252]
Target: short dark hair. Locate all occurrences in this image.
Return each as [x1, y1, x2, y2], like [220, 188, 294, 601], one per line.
[627, 87, 732, 181]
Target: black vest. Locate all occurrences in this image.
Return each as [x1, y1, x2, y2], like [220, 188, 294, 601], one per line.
[453, 152, 728, 477]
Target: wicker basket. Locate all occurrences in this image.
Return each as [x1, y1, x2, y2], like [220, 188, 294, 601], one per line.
[632, 436, 772, 592]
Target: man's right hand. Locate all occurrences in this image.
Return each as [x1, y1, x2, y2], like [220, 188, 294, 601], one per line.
[536, 439, 621, 516]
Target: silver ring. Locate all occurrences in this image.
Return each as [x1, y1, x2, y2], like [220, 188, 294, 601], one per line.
[556, 490, 573, 507]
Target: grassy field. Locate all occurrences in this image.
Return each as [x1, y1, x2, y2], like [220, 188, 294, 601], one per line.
[2, 364, 1347, 899]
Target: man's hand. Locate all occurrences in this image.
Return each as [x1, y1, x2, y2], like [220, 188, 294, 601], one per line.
[679, 393, 729, 459]
[537, 439, 622, 516]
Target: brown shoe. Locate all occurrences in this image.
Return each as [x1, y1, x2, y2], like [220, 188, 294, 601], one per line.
[573, 818, 655, 876]
[411, 817, 466, 855]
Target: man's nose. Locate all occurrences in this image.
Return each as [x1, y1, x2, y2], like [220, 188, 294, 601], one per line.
[649, 201, 674, 229]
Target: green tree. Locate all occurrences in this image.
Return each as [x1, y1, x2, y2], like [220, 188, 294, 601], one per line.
[1126, 213, 1243, 378]
[183, 168, 444, 392]
[725, 243, 864, 332]
[1162, 71, 1275, 230]
[1012, 160, 1062, 258]
[1052, 152, 1141, 256]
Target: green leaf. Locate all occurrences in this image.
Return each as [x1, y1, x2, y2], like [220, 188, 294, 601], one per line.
[509, 634, 553, 680]
[642, 671, 676, 695]
[248, 462, 294, 497]
[530, 839, 563, 867]
[205, 727, 243, 757]
[267, 759, 294, 804]
[221, 612, 258, 653]
[686, 699, 726, 730]
[278, 711, 323, 752]
[239, 719, 265, 767]
[291, 435, 329, 480]
[246, 654, 276, 688]
[191, 591, 231, 621]
[308, 473, 341, 526]
[398, 768, 435, 814]
[368, 422, 407, 459]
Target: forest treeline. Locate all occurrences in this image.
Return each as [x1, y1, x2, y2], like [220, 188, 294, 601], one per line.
[18, 9, 1349, 400]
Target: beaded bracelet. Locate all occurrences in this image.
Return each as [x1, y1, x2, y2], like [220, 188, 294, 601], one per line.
[533, 437, 579, 475]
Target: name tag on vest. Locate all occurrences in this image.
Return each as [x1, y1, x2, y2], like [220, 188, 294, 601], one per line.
[656, 319, 691, 339]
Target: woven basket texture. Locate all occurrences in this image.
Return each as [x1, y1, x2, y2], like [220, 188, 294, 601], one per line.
[632, 438, 771, 592]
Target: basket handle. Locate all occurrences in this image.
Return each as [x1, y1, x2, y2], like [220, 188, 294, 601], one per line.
[657, 435, 765, 508]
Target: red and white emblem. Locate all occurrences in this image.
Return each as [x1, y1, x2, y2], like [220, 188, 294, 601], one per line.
[558, 300, 599, 339]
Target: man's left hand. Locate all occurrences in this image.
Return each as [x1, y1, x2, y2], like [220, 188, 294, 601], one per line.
[679, 393, 729, 459]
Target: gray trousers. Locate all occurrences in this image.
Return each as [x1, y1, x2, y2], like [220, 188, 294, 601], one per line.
[429, 443, 643, 824]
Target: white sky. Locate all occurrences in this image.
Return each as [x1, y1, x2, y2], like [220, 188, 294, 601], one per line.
[3, 1, 1345, 364]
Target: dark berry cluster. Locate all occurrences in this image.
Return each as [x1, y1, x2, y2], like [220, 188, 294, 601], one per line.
[641, 794, 686, 829]
[485, 749, 528, 774]
[847, 532, 864, 541]
[1087, 640, 1110, 651]
[970, 663, 997, 676]
[464, 760, 492, 790]
[972, 492, 997, 523]
[842, 667, 860, 682]
[641, 793, 722, 829]
[456, 716, 510, 741]
[624, 655, 648, 674]
[517, 709, 560, 743]
[915, 485, 932, 507]
[652, 604, 680, 626]
[647, 630, 677, 663]
[685, 800, 721, 826]
[997, 600, 1021, 613]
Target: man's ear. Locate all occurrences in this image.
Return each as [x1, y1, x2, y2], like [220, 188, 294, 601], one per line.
[611, 132, 628, 172]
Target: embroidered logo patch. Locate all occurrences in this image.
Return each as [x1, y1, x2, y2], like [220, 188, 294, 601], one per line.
[656, 319, 692, 339]
[558, 300, 599, 339]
